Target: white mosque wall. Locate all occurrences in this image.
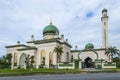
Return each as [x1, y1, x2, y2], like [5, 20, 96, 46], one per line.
[36, 42, 61, 68]
[79, 51, 97, 61]
[61, 44, 71, 62]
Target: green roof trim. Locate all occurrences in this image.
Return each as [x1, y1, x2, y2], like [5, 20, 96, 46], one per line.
[71, 48, 106, 52]
[27, 38, 60, 43]
[63, 42, 72, 48]
[71, 50, 81, 52]
[34, 38, 61, 44]
[17, 47, 37, 51]
[27, 38, 72, 48]
[5, 44, 30, 48]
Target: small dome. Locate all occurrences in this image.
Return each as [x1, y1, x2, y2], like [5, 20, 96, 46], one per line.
[102, 8, 107, 13]
[85, 43, 94, 49]
[43, 24, 59, 35]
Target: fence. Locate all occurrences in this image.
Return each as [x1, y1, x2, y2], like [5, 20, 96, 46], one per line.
[57, 62, 74, 69]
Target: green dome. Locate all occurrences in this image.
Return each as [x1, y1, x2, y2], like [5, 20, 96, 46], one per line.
[85, 43, 94, 49]
[102, 8, 107, 13]
[43, 24, 59, 35]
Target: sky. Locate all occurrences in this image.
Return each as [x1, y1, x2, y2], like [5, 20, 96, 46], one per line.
[0, 0, 120, 56]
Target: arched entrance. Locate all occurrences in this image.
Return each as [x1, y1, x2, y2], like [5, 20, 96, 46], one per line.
[19, 53, 26, 68]
[84, 57, 94, 68]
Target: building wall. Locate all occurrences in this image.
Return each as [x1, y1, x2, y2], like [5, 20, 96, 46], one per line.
[35, 41, 71, 68]
[36, 42, 59, 68]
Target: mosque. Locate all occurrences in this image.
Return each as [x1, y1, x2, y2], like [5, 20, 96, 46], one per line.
[6, 9, 110, 69]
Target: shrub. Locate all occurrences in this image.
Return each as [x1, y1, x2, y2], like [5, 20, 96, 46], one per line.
[116, 62, 120, 68]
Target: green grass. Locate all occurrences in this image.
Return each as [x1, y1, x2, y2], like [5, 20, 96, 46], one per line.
[0, 69, 81, 76]
[0, 68, 120, 76]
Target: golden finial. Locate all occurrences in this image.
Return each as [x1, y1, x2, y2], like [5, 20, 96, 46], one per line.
[50, 17, 52, 25]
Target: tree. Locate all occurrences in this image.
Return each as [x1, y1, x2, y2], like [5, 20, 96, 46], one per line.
[6, 54, 12, 63]
[0, 53, 12, 69]
[25, 55, 30, 68]
[54, 46, 63, 63]
[25, 55, 34, 68]
[105, 46, 120, 62]
[30, 56, 34, 67]
[113, 57, 120, 63]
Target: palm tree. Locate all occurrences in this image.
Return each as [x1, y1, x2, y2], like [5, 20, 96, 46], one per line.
[54, 46, 63, 63]
[105, 46, 120, 62]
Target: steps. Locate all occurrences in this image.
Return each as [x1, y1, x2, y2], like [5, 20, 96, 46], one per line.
[83, 68, 96, 71]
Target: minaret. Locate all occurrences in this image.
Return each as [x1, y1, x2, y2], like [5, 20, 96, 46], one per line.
[101, 8, 109, 48]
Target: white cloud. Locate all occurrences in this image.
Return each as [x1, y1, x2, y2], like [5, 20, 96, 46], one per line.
[0, 0, 120, 56]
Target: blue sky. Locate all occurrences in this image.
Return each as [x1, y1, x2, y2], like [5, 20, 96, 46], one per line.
[0, 0, 120, 56]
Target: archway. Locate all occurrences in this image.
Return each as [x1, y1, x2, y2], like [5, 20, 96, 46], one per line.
[78, 49, 99, 60]
[84, 57, 94, 68]
[19, 53, 26, 68]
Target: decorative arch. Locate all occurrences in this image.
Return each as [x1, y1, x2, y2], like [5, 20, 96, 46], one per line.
[49, 52, 53, 65]
[84, 57, 94, 68]
[19, 53, 26, 67]
[78, 49, 99, 61]
[41, 50, 46, 65]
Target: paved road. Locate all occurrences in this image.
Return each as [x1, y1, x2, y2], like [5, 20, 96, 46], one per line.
[0, 73, 120, 80]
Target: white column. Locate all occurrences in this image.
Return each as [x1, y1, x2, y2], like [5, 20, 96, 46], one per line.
[11, 56, 14, 70]
[36, 52, 39, 69]
[45, 52, 49, 68]
[53, 52, 57, 65]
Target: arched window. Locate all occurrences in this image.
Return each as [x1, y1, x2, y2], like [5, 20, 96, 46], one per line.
[104, 22, 106, 26]
[41, 50, 46, 65]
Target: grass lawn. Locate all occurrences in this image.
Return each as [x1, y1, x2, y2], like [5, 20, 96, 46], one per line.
[0, 68, 120, 76]
[0, 69, 81, 76]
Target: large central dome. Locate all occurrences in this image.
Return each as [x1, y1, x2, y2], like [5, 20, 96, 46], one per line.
[43, 23, 59, 35]
[42, 21, 59, 40]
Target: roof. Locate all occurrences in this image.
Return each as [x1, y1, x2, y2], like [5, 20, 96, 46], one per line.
[71, 48, 106, 52]
[5, 44, 30, 48]
[17, 46, 37, 51]
[27, 38, 72, 48]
